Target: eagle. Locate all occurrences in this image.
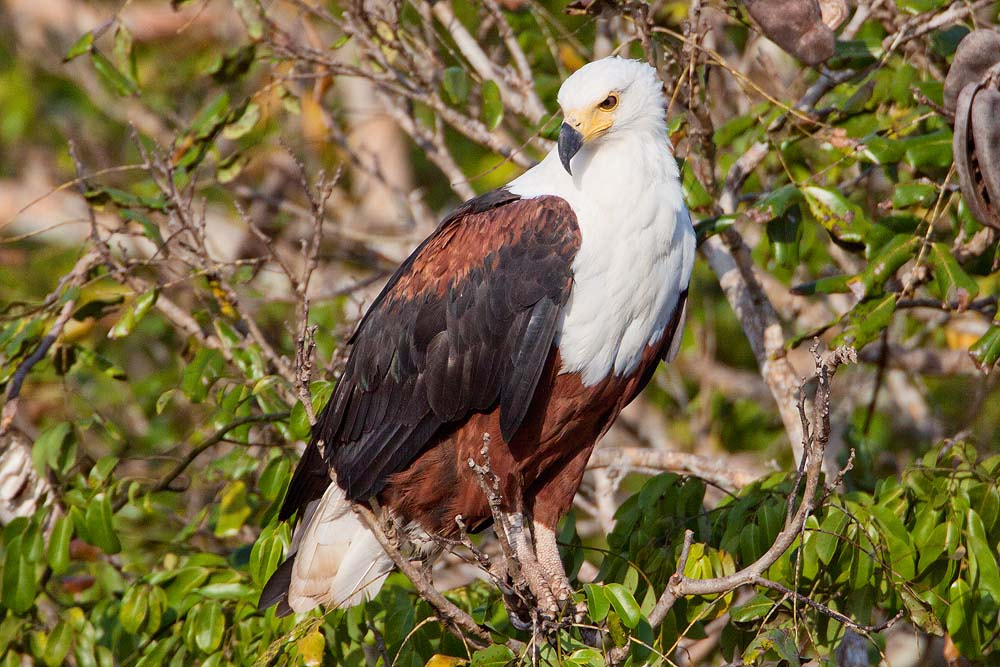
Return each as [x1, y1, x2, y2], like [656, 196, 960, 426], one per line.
[258, 57, 696, 624]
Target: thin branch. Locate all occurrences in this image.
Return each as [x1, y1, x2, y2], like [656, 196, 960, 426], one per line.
[352, 503, 497, 647]
[133, 412, 290, 506]
[702, 142, 806, 460]
[587, 447, 757, 491]
[1, 250, 101, 435]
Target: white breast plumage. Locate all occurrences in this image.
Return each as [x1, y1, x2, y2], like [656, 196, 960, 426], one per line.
[509, 130, 695, 386]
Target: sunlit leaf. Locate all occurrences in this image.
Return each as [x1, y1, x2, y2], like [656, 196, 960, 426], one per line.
[802, 186, 872, 247]
[108, 289, 158, 339]
[90, 49, 137, 96]
[481, 80, 503, 131]
[442, 67, 469, 105]
[63, 32, 94, 62]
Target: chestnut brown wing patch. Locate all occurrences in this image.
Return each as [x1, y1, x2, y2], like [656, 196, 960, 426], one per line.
[279, 191, 581, 517]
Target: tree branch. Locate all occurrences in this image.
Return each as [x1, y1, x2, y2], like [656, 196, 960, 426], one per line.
[587, 447, 757, 491]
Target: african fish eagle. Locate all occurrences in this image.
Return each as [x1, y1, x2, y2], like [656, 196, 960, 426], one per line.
[258, 56, 696, 623]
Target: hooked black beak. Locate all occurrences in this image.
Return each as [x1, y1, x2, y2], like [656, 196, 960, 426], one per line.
[558, 122, 584, 175]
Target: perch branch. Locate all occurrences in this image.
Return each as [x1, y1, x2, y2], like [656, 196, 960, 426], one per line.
[353, 503, 497, 647]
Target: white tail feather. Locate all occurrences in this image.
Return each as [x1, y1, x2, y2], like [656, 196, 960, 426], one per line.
[286, 482, 394, 613]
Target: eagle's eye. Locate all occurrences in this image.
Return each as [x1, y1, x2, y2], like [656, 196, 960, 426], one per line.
[598, 94, 619, 111]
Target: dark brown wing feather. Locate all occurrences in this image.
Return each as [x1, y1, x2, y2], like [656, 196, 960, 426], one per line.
[279, 190, 581, 518]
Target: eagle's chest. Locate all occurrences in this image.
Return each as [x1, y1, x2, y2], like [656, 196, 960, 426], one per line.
[555, 199, 686, 386]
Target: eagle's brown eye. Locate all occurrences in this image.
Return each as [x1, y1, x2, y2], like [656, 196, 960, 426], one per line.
[598, 94, 619, 111]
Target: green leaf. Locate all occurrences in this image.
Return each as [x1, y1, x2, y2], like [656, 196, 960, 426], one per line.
[64, 32, 94, 62]
[896, 0, 950, 12]
[744, 628, 800, 666]
[946, 577, 971, 639]
[180, 348, 224, 403]
[222, 102, 260, 140]
[584, 583, 610, 622]
[258, 456, 290, 501]
[902, 129, 952, 169]
[90, 49, 138, 96]
[193, 601, 225, 653]
[729, 593, 775, 622]
[604, 583, 642, 629]
[871, 504, 915, 580]
[694, 214, 736, 243]
[32, 422, 73, 476]
[249, 526, 287, 587]
[790, 274, 853, 296]
[442, 67, 469, 105]
[970, 324, 1000, 369]
[831, 294, 896, 349]
[802, 186, 872, 246]
[892, 183, 937, 208]
[858, 235, 920, 298]
[862, 135, 905, 164]
[113, 25, 137, 83]
[481, 80, 503, 130]
[768, 629, 801, 666]
[930, 242, 979, 305]
[108, 289, 158, 339]
[83, 493, 121, 554]
[754, 184, 803, 220]
[606, 611, 627, 647]
[233, 0, 264, 40]
[216, 152, 247, 184]
[42, 621, 72, 667]
[198, 582, 254, 600]
[120, 585, 149, 634]
[46, 515, 73, 575]
[215, 481, 251, 537]
[901, 588, 942, 634]
[89, 455, 119, 486]
[966, 510, 1000, 600]
[767, 204, 803, 269]
[190, 93, 232, 139]
[814, 511, 847, 566]
[289, 400, 311, 440]
[1, 535, 37, 613]
[0, 616, 23, 657]
[470, 645, 515, 666]
[682, 161, 713, 210]
[145, 585, 167, 634]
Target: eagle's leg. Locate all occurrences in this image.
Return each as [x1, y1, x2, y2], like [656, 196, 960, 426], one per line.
[506, 511, 562, 620]
[533, 519, 585, 622]
[524, 443, 596, 625]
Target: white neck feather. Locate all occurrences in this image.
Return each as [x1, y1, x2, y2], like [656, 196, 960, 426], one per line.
[508, 122, 695, 385]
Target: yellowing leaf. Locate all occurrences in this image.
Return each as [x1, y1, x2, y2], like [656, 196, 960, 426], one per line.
[425, 655, 467, 667]
[297, 629, 325, 667]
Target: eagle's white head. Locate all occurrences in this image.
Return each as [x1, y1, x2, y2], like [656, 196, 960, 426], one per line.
[555, 57, 667, 174]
